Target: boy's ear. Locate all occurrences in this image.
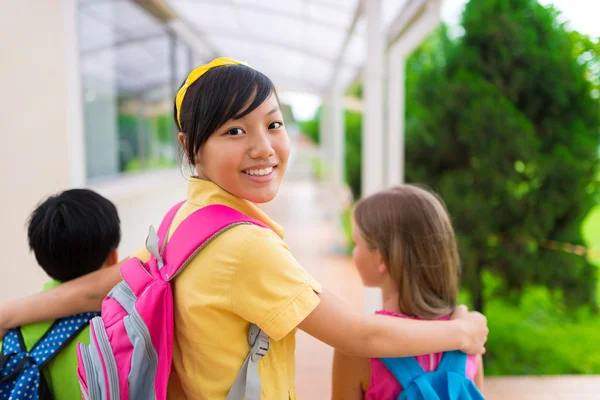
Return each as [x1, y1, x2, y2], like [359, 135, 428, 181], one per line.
[104, 248, 119, 268]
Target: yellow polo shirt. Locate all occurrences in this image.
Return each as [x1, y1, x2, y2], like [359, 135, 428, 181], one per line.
[132, 178, 322, 399]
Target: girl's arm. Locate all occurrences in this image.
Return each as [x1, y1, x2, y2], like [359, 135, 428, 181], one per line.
[474, 354, 484, 393]
[0, 261, 124, 336]
[299, 290, 488, 358]
[331, 349, 370, 400]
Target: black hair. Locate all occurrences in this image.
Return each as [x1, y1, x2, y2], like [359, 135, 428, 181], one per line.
[174, 64, 278, 165]
[27, 189, 121, 282]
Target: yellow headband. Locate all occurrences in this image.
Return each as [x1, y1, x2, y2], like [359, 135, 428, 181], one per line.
[175, 57, 250, 129]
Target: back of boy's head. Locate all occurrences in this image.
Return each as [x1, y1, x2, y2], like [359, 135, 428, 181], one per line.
[353, 185, 459, 319]
[27, 189, 121, 282]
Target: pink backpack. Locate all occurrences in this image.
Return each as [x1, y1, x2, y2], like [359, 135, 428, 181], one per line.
[76, 202, 272, 400]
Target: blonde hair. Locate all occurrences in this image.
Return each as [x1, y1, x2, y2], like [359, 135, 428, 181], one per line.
[353, 185, 459, 319]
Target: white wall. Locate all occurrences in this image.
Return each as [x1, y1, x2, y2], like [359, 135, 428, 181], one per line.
[0, 0, 79, 302]
[0, 1, 189, 303]
[90, 170, 188, 259]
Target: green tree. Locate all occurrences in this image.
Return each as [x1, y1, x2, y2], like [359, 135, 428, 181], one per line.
[570, 31, 600, 105]
[405, 0, 600, 311]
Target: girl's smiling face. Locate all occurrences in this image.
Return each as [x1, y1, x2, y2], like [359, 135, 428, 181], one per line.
[181, 94, 290, 203]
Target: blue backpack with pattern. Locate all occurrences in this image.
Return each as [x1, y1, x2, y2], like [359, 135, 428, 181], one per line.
[381, 351, 484, 400]
[0, 312, 97, 400]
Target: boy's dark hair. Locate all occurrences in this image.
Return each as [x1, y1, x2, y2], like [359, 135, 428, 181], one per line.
[174, 64, 278, 166]
[27, 189, 121, 282]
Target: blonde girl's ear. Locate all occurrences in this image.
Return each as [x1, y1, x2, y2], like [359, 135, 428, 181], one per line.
[375, 249, 388, 275]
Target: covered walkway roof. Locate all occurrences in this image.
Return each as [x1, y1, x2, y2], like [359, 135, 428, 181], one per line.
[79, 0, 441, 95]
[166, 0, 410, 93]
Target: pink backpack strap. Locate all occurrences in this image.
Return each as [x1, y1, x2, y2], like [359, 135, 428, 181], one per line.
[159, 204, 269, 281]
[156, 200, 186, 252]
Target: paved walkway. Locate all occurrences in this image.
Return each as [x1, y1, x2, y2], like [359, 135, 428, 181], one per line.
[260, 141, 600, 399]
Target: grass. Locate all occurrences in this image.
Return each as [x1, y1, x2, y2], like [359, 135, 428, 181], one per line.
[485, 294, 600, 375]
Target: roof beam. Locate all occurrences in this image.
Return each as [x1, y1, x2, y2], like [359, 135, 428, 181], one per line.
[387, 0, 440, 49]
[142, 0, 220, 58]
[170, 0, 349, 31]
[340, 0, 441, 94]
[196, 29, 361, 69]
[81, 32, 166, 56]
[270, 77, 324, 96]
[309, 0, 359, 14]
[328, 0, 364, 90]
[167, 18, 218, 60]
[132, 0, 178, 23]
[391, 6, 440, 57]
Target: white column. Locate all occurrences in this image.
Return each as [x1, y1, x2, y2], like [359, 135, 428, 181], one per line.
[319, 94, 332, 179]
[362, 0, 385, 198]
[362, 0, 385, 313]
[330, 81, 345, 187]
[386, 43, 406, 186]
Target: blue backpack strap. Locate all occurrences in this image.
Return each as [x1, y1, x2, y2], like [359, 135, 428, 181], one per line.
[0, 328, 28, 382]
[0, 313, 97, 400]
[31, 312, 98, 369]
[0, 328, 41, 399]
[436, 350, 468, 375]
[380, 356, 426, 389]
[438, 351, 485, 400]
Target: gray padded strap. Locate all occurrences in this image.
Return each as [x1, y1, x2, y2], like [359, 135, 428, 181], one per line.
[145, 226, 164, 269]
[226, 324, 270, 400]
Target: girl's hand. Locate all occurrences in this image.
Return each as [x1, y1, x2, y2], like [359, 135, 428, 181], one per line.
[450, 305, 488, 355]
[300, 290, 486, 358]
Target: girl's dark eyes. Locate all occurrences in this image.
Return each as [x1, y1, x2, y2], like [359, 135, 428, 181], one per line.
[226, 128, 244, 136]
[225, 122, 282, 135]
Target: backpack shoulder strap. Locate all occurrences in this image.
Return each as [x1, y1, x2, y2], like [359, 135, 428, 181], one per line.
[1, 328, 26, 356]
[0, 327, 27, 377]
[157, 200, 186, 252]
[0, 314, 95, 391]
[0, 328, 33, 388]
[380, 356, 427, 389]
[436, 350, 468, 375]
[143, 200, 185, 271]
[31, 312, 99, 369]
[159, 204, 269, 281]
[226, 324, 269, 400]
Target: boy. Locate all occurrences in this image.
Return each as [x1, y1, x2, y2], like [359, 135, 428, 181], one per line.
[0, 189, 120, 399]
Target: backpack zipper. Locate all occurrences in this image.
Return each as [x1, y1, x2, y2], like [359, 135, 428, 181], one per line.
[79, 343, 99, 399]
[112, 282, 158, 370]
[111, 281, 159, 398]
[91, 318, 120, 400]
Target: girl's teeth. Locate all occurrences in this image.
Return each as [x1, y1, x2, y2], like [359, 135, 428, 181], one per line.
[245, 167, 274, 176]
